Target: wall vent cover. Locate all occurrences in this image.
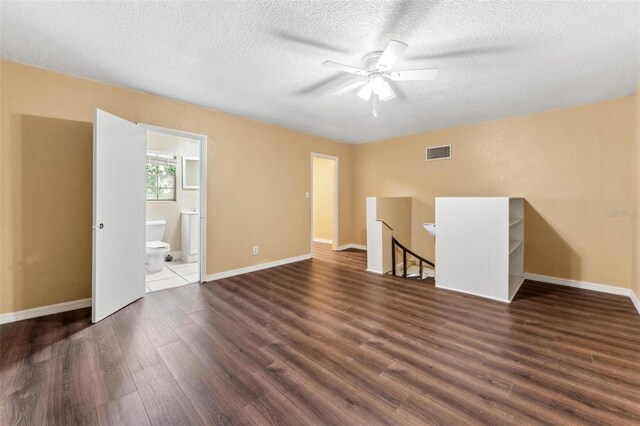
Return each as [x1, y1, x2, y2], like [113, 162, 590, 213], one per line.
[426, 145, 451, 161]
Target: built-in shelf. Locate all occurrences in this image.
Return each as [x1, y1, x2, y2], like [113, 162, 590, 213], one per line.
[435, 197, 525, 303]
[508, 199, 524, 301]
[508, 274, 524, 300]
[509, 239, 523, 254]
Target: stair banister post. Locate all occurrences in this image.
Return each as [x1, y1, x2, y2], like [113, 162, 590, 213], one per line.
[403, 248, 407, 277]
[391, 238, 396, 276]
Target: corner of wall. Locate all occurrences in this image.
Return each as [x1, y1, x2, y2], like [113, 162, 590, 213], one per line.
[632, 85, 640, 304]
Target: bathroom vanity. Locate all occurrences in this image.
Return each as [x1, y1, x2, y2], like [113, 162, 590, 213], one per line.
[435, 197, 524, 302]
[181, 211, 199, 263]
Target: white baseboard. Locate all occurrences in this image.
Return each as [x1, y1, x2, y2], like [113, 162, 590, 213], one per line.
[435, 283, 510, 303]
[523, 273, 631, 296]
[630, 290, 640, 315]
[337, 243, 367, 251]
[312, 238, 332, 244]
[435, 274, 637, 308]
[524, 272, 640, 316]
[206, 254, 311, 282]
[0, 298, 92, 324]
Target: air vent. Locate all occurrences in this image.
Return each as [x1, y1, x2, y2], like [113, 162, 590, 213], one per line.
[426, 145, 451, 161]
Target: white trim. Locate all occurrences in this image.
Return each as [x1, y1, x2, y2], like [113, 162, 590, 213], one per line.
[0, 298, 92, 324]
[366, 268, 383, 274]
[630, 291, 640, 316]
[199, 134, 208, 284]
[436, 283, 510, 303]
[205, 254, 311, 282]
[523, 273, 631, 296]
[337, 243, 367, 251]
[140, 123, 208, 140]
[524, 273, 639, 316]
[313, 238, 333, 244]
[311, 153, 339, 254]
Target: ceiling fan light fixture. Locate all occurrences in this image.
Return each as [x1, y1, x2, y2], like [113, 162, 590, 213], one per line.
[366, 73, 391, 101]
[370, 74, 385, 92]
[376, 81, 393, 101]
[358, 83, 372, 101]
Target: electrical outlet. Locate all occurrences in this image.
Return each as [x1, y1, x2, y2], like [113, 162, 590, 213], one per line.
[252, 246, 259, 255]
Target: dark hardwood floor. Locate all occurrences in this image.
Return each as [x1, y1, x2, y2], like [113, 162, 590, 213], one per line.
[2, 243, 639, 425]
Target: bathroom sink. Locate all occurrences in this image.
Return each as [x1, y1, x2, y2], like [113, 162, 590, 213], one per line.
[181, 211, 199, 215]
[423, 223, 436, 237]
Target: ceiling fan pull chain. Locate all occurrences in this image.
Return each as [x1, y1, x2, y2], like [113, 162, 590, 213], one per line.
[372, 94, 378, 117]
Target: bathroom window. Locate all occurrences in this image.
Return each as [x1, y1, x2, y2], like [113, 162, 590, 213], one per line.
[146, 153, 177, 201]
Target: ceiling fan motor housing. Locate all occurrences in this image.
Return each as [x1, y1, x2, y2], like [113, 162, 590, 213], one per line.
[361, 51, 384, 71]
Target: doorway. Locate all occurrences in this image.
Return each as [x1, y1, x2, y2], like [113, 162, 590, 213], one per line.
[143, 130, 203, 292]
[140, 124, 207, 291]
[311, 153, 338, 255]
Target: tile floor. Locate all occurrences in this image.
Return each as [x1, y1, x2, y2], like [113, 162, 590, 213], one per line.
[145, 258, 200, 293]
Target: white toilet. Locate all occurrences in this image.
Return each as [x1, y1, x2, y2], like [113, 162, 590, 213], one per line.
[146, 220, 171, 273]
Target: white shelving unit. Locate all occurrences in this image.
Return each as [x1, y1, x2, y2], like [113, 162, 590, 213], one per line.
[508, 198, 524, 301]
[435, 197, 524, 303]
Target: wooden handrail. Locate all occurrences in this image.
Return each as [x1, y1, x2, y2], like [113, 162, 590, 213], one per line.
[376, 219, 394, 231]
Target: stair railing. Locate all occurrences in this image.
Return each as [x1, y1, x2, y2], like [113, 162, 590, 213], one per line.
[391, 236, 435, 279]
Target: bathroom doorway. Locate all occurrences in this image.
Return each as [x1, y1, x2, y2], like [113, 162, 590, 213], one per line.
[142, 126, 207, 293]
[311, 153, 339, 255]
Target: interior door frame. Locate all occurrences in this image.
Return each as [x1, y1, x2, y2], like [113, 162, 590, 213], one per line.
[310, 153, 339, 255]
[139, 123, 208, 283]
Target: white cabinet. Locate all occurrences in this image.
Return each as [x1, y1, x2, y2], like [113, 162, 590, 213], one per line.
[435, 197, 524, 302]
[181, 211, 199, 263]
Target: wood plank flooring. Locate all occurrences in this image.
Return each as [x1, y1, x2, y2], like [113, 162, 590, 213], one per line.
[1, 243, 639, 425]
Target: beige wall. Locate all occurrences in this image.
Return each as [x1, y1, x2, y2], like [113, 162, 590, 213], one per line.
[146, 131, 200, 252]
[0, 61, 353, 314]
[375, 197, 413, 248]
[632, 87, 640, 299]
[1, 59, 637, 315]
[312, 157, 334, 242]
[353, 96, 636, 289]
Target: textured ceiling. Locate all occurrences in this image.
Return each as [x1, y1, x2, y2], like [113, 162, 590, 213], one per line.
[1, 1, 639, 143]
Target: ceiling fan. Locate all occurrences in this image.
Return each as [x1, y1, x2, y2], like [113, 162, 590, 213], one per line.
[322, 40, 438, 117]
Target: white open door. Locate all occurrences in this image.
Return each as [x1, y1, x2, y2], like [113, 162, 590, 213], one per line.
[92, 109, 146, 323]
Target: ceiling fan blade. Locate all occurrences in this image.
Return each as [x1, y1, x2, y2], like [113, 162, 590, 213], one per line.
[332, 80, 366, 95]
[322, 61, 367, 76]
[376, 40, 408, 70]
[389, 68, 439, 81]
